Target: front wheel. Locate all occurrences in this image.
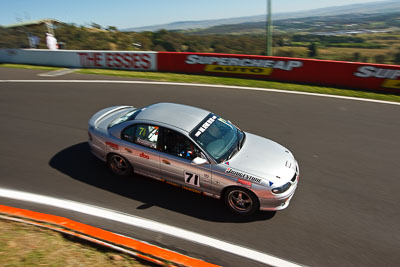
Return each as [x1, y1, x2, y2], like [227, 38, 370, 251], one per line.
[107, 154, 132, 176]
[224, 187, 259, 216]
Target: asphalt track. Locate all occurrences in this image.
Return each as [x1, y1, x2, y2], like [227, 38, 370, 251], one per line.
[0, 67, 399, 266]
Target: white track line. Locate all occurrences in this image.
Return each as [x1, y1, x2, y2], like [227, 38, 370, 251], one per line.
[37, 69, 77, 77]
[0, 187, 303, 267]
[0, 79, 399, 106]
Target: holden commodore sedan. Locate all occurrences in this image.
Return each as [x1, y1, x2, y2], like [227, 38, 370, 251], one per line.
[88, 103, 299, 215]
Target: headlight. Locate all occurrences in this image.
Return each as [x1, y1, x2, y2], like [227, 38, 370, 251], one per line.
[272, 182, 291, 194]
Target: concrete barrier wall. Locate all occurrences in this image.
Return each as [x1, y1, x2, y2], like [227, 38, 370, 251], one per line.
[1, 49, 399, 93]
[0, 49, 157, 71]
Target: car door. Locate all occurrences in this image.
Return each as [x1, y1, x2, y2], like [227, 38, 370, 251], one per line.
[158, 127, 212, 192]
[119, 123, 161, 179]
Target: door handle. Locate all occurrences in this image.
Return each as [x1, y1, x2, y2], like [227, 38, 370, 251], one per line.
[125, 148, 132, 153]
[162, 159, 171, 165]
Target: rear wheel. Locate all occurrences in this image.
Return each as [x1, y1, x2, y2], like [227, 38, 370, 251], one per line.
[224, 187, 259, 216]
[107, 154, 132, 176]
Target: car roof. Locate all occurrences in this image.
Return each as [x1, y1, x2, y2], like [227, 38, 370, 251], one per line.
[135, 103, 211, 132]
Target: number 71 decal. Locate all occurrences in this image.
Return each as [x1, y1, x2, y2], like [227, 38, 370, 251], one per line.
[184, 171, 200, 187]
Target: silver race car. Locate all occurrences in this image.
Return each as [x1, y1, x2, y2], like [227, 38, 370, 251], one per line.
[88, 103, 299, 215]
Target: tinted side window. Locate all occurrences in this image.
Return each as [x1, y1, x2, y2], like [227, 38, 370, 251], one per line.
[161, 128, 199, 160]
[121, 125, 136, 142]
[122, 124, 159, 149]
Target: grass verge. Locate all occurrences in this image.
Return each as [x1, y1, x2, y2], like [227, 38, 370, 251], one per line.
[0, 219, 150, 267]
[77, 69, 400, 103]
[1, 63, 400, 103]
[0, 63, 61, 71]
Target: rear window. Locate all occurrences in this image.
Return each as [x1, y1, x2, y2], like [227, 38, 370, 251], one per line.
[108, 108, 142, 128]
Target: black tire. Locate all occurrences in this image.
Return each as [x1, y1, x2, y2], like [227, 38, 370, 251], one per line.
[107, 154, 132, 176]
[224, 187, 259, 216]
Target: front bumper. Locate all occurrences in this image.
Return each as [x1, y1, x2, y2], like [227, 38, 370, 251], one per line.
[259, 178, 298, 211]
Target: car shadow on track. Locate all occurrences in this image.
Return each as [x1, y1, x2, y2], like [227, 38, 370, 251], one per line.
[49, 142, 276, 222]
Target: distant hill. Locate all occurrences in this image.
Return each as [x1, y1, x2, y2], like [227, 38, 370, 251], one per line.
[123, 15, 266, 32]
[123, 0, 400, 32]
[185, 11, 400, 35]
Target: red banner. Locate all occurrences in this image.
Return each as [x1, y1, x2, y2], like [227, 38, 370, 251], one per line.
[157, 52, 400, 93]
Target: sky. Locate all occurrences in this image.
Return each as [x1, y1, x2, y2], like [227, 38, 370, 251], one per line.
[0, 0, 391, 29]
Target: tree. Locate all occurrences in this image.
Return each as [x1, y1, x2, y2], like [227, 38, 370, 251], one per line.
[353, 52, 361, 62]
[374, 54, 386, 64]
[308, 42, 319, 57]
[90, 22, 102, 30]
[107, 26, 118, 32]
[394, 51, 400, 65]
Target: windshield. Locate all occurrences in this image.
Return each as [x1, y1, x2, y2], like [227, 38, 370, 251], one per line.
[191, 114, 244, 163]
[108, 108, 141, 128]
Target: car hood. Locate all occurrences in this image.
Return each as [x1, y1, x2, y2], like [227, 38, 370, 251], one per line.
[225, 133, 297, 185]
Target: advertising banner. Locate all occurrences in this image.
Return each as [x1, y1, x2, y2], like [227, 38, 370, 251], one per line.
[0, 49, 157, 71]
[157, 52, 400, 93]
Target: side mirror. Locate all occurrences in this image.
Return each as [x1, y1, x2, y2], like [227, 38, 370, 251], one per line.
[191, 157, 208, 166]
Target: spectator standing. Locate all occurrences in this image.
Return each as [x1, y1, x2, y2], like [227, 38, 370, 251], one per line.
[46, 33, 58, 50]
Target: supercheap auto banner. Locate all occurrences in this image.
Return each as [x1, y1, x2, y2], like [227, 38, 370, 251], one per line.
[157, 52, 400, 93]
